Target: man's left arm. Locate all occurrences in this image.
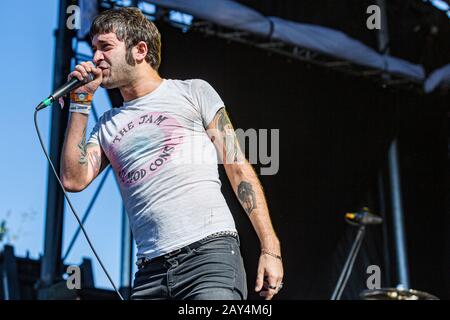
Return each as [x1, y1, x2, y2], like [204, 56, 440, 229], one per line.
[206, 107, 284, 300]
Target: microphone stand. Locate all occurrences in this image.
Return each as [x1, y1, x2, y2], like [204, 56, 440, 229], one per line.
[330, 224, 366, 300]
[329, 208, 439, 300]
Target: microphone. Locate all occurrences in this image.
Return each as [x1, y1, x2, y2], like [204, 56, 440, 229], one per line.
[345, 207, 383, 225]
[36, 73, 94, 111]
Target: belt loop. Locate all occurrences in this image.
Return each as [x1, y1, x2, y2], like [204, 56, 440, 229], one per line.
[164, 248, 182, 259]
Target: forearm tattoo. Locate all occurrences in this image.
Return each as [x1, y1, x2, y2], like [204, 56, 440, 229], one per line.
[78, 127, 88, 166]
[78, 127, 101, 173]
[237, 181, 257, 215]
[217, 108, 239, 163]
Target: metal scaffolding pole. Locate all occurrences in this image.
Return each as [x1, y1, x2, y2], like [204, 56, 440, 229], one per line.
[388, 141, 410, 288]
[38, 0, 77, 299]
[376, 0, 411, 289]
[377, 170, 392, 287]
[119, 205, 133, 299]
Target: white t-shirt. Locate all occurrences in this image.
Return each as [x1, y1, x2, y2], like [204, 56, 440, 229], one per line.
[88, 79, 237, 259]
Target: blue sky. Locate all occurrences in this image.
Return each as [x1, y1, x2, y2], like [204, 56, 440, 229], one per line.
[0, 1, 131, 290]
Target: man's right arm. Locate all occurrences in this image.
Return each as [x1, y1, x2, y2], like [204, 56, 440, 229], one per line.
[60, 61, 107, 192]
[60, 112, 108, 192]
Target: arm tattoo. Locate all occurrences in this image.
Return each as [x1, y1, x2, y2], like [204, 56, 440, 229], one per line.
[78, 127, 88, 166]
[217, 108, 239, 163]
[217, 108, 230, 132]
[78, 127, 101, 173]
[237, 181, 257, 215]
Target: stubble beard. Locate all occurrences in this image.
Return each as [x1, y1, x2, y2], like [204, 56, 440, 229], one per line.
[100, 61, 133, 89]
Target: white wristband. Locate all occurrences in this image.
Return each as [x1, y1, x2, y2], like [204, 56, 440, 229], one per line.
[69, 103, 91, 115]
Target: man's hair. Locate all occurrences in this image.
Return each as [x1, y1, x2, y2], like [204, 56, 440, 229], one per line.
[90, 7, 161, 70]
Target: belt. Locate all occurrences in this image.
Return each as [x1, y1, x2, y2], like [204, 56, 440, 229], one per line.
[136, 231, 238, 269]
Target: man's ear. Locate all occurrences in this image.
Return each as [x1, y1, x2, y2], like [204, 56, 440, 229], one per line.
[134, 41, 148, 62]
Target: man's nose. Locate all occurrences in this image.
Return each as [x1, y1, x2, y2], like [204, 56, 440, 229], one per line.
[93, 50, 104, 65]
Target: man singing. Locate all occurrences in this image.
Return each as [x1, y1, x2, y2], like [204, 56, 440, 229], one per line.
[61, 7, 283, 300]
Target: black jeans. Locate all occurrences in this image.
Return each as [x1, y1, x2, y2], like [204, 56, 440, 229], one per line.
[131, 235, 248, 300]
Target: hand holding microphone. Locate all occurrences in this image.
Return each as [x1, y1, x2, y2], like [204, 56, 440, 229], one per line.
[36, 61, 102, 111]
[68, 61, 103, 95]
[65, 62, 103, 115]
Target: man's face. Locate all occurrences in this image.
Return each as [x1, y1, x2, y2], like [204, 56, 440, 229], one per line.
[92, 32, 133, 89]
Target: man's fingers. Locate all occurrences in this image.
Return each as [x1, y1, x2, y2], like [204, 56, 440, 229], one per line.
[85, 61, 96, 71]
[69, 70, 83, 82]
[264, 275, 277, 288]
[263, 282, 278, 290]
[255, 267, 264, 292]
[68, 62, 102, 95]
[83, 61, 102, 80]
[75, 62, 100, 82]
[91, 65, 102, 76]
[80, 61, 92, 73]
[74, 65, 89, 79]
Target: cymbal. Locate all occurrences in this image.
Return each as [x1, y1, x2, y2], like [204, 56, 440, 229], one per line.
[360, 288, 439, 300]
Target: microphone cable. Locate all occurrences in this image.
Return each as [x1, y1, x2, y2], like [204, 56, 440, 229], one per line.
[34, 108, 124, 301]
